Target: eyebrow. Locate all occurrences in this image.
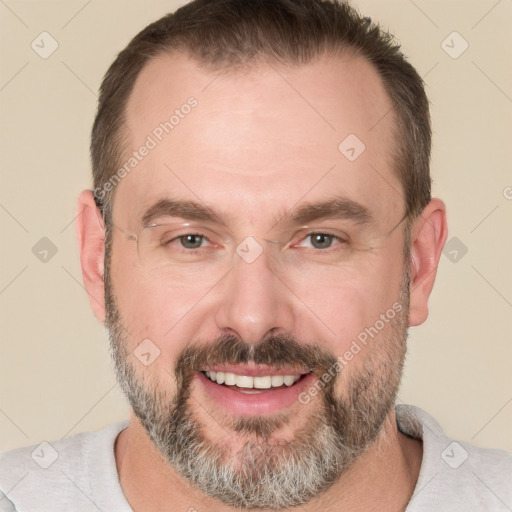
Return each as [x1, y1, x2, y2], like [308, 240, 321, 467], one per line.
[276, 196, 374, 228]
[140, 196, 374, 229]
[141, 199, 227, 227]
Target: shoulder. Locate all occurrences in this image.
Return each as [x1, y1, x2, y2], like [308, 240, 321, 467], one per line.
[0, 421, 129, 512]
[397, 404, 512, 512]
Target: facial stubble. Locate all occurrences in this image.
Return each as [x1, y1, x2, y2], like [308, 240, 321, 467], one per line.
[104, 229, 410, 508]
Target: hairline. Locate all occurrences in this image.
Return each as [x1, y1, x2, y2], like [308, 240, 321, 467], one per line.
[105, 47, 410, 223]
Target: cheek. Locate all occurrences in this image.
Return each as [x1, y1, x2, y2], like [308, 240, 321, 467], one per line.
[291, 250, 405, 354]
[109, 240, 214, 362]
[108, 227, 406, 371]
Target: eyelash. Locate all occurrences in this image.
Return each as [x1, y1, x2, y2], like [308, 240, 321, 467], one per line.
[164, 232, 349, 253]
[295, 233, 349, 250]
[163, 233, 209, 250]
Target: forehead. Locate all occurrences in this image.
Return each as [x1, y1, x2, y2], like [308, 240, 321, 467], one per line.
[117, 51, 402, 228]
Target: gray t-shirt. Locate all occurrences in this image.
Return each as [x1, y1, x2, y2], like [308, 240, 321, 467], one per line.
[0, 404, 510, 511]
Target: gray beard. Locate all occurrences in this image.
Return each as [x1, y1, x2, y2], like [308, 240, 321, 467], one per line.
[105, 265, 409, 509]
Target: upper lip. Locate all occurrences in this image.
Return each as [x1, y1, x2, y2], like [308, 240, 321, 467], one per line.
[200, 364, 310, 377]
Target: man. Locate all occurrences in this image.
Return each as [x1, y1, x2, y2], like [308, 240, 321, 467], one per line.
[1, 0, 510, 510]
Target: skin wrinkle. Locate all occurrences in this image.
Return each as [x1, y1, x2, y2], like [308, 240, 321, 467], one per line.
[105, 244, 411, 507]
[86, 50, 442, 512]
[75, 2, 454, 509]
[138, 196, 375, 231]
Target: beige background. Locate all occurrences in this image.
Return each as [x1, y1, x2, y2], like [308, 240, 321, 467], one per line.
[1, 0, 511, 452]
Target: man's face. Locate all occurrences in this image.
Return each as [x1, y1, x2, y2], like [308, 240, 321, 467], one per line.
[106, 52, 409, 507]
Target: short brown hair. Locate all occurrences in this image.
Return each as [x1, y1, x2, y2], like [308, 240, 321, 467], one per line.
[91, 0, 431, 226]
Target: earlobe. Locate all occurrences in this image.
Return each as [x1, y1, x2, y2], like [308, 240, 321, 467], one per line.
[408, 199, 448, 326]
[76, 190, 106, 324]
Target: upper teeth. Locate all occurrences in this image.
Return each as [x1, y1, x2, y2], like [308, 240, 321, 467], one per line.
[205, 371, 301, 389]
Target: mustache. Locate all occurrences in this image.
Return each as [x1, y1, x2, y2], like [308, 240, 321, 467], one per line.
[175, 334, 339, 389]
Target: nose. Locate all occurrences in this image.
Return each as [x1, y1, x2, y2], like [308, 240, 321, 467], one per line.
[214, 242, 295, 344]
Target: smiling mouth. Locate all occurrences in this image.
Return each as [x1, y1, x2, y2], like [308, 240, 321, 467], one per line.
[202, 370, 309, 393]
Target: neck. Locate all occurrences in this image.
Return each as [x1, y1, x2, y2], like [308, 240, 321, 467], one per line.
[115, 409, 422, 512]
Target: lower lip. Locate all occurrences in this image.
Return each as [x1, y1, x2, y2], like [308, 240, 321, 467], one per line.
[195, 371, 316, 416]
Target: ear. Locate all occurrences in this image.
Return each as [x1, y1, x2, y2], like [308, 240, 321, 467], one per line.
[408, 198, 448, 326]
[76, 190, 106, 324]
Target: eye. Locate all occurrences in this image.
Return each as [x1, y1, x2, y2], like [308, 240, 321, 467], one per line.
[177, 234, 207, 249]
[309, 233, 335, 249]
[297, 233, 347, 250]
